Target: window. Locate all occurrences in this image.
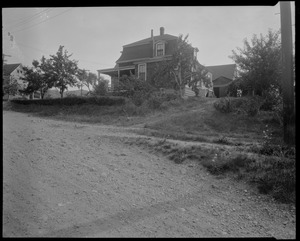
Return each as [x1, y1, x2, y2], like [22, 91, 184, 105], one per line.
[156, 43, 165, 56]
[138, 63, 146, 80]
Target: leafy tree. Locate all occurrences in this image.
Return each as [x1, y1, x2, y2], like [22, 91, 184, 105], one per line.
[229, 29, 282, 97]
[20, 58, 54, 99]
[48, 45, 79, 98]
[92, 77, 109, 96]
[2, 76, 20, 99]
[151, 34, 210, 98]
[77, 69, 98, 95]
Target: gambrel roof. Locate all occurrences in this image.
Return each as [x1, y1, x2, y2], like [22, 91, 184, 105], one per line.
[123, 34, 178, 48]
[116, 34, 178, 63]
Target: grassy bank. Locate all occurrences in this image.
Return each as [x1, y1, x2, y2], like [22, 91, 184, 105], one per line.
[4, 96, 294, 203]
[131, 137, 295, 204]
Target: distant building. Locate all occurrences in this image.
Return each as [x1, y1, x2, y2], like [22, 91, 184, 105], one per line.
[205, 64, 237, 98]
[3, 63, 28, 100]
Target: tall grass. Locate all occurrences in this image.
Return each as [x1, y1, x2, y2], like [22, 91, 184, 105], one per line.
[141, 138, 295, 204]
[201, 152, 295, 203]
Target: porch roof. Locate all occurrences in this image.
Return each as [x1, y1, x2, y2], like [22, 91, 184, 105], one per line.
[98, 65, 135, 76]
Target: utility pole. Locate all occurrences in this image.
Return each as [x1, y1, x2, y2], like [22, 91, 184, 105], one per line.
[280, 1, 295, 145]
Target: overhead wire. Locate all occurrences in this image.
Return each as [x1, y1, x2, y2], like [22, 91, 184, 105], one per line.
[4, 7, 111, 69]
[10, 8, 73, 34]
[5, 8, 53, 31]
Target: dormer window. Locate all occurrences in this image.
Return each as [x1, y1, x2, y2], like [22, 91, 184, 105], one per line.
[156, 42, 165, 56]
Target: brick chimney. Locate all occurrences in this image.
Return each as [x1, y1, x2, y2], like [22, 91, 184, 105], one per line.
[160, 27, 165, 36]
[151, 29, 153, 38]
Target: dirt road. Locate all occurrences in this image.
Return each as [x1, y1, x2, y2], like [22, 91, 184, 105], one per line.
[3, 110, 295, 238]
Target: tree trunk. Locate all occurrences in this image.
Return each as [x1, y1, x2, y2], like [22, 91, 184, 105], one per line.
[60, 86, 65, 99]
[178, 65, 184, 98]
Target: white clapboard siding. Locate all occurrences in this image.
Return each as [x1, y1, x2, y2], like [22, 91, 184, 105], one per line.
[185, 86, 195, 97]
[184, 86, 208, 97]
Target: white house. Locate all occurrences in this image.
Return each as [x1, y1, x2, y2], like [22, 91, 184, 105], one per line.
[3, 63, 28, 99]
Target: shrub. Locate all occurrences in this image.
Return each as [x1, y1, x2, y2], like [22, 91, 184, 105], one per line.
[213, 97, 232, 113]
[214, 96, 264, 116]
[113, 75, 156, 106]
[272, 102, 284, 126]
[252, 156, 295, 203]
[10, 96, 126, 106]
[93, 79, 109, 96]
[131, 91, 146, 106]
[202, 153, 255, 175]
[162, 92, 179, 102]
[146, 95, 163, 109]
[260, 87, 282, 111]
[243, 96, 264, 116]
[201, 150, 295, 203]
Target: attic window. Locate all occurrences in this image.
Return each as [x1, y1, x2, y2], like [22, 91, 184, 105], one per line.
[156, 43, 165, 56]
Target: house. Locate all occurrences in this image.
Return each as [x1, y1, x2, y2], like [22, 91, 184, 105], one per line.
[205, 64, 237, 98]
[2, 63, 28, 99]
[98, 27, 207, 96]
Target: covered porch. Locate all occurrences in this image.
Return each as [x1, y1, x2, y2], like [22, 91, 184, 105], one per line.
[98, 65, 136, 90]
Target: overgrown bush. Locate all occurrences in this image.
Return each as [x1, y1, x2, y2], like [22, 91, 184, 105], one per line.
[162, 92, 179, 102]
[201, 151, 295, 203]
[92, 79, 109, 96]
[214, 96, 264, 116]
[10, 96, 126, 106]
[202, 153, 255, 175]
[213, 97, 233, 113]
[251, 156, 295, 203]
[242, 96, 264, 116]
[113, 75, 154, 106]
[260, 86, 282, 111]
[145, 94, 164, 109]
[131, 91, 147, 106]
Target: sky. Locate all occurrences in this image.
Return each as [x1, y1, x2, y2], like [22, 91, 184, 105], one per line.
[2, 4, 295, 90]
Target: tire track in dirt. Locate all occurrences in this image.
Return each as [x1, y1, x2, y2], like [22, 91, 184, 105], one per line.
[3, 110, 295, 238]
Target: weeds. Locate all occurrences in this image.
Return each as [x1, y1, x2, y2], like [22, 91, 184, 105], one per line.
[10, 96, 126, 106]
[213, 136, 232, 145]
[213, 97, 232, 113]
[142, 137, 295, 204]
[201, 150, 295, 203]
[214, 96, 264, 117]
